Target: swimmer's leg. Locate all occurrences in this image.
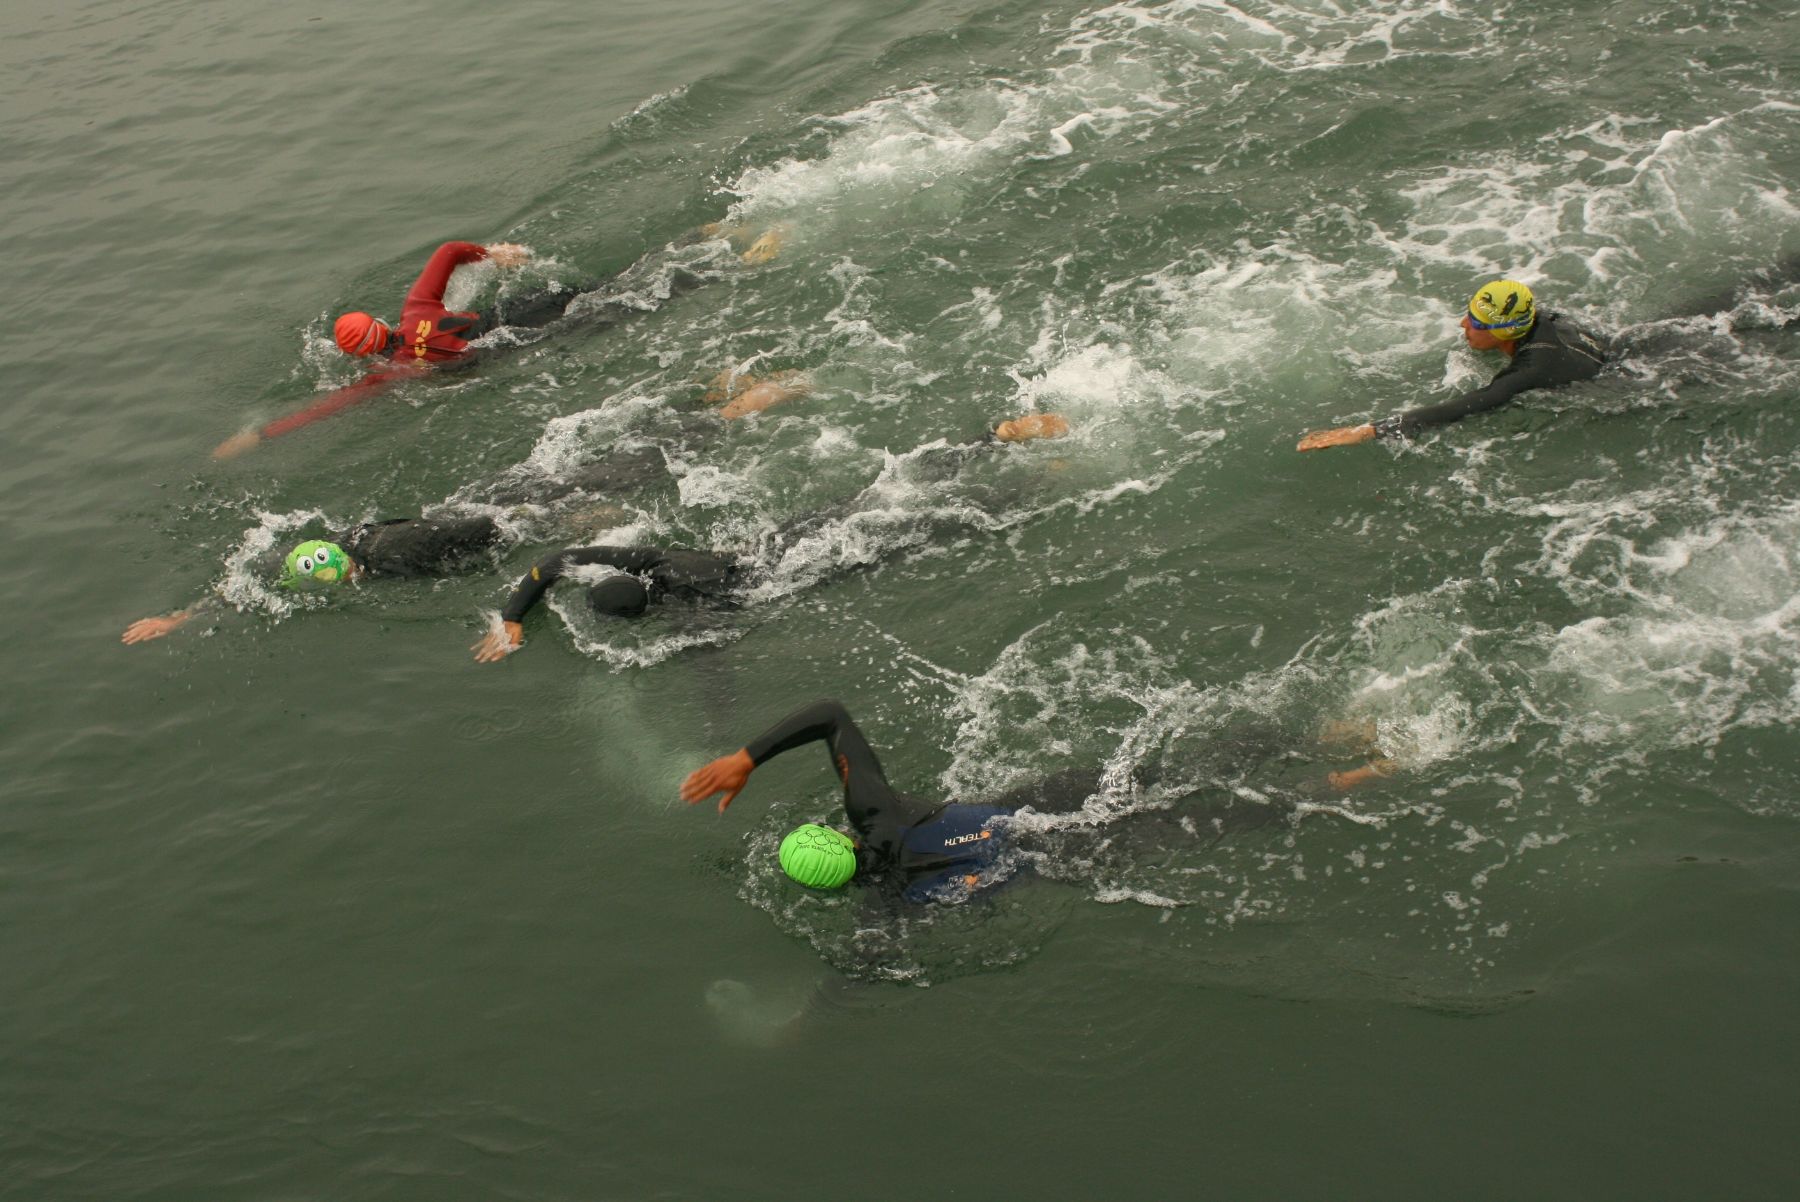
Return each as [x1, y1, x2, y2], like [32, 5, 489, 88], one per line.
[989, 768, 1108, 816]
[494, 281, 602, 330]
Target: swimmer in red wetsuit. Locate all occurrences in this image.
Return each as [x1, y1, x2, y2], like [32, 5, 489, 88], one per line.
[212, 241, 545, 458]
[211, 224, 782, 459]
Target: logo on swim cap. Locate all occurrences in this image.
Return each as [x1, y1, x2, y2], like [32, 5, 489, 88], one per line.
[282, 540, 350, 589]
[778, 824, 857, 889]
[1467, 279, 1536, 340]
[333, 312, 389, 356]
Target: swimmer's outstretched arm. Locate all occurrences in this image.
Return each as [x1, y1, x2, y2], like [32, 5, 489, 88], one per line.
[1326, 758, 1397, 790]
[473, 545, 664, 662]
[1298, 372, 1542, 452]
[122, 604, 203, 644]
[212, 364, 428, 459]
[990, 413, 1070, 442]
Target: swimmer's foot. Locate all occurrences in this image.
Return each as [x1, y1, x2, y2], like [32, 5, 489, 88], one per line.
[993, 413, 1071, 443]
[716, 370, 811, 420]
[740, 226, 786, 265]
[699, 221, 788, 264]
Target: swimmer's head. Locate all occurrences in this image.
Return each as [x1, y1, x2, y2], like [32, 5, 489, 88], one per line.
[333, 312, 390, 356]
[586, 576, 649, 618]
[778, 824, 857, 889]
[281, 540, 352, 589]
[1465, 280, 1535, 342]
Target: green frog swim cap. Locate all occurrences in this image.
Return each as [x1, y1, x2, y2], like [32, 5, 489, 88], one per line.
[778, 824, 857, 889]
[282, 540, 351, 589]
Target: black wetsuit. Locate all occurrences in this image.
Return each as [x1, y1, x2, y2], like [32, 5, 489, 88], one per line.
[499, 544, 742, 622]
[481, 443, 673, 507]
[493, 430, 1042, 622]
[338, 516, 503, 578]
[1375, 312, 1611, 438]
[743, 700, 1296, 903]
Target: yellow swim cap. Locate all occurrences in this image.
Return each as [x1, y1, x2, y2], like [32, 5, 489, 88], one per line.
[1467, 280, 1536, 340]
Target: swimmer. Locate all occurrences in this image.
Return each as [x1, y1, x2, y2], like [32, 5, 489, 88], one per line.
[211, 241, 554, 458]
[680, 699, 1394, 904]
[213, 225, 784, 459]
[121, 516, 505, 644]
[1298, 279, 1611, 451]
[470, 413, 1072, 661]
[702, 367, 813, 421]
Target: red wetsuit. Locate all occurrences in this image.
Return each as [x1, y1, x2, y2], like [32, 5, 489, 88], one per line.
[259, 241, 495, 440]
[394, 240, 493, 363]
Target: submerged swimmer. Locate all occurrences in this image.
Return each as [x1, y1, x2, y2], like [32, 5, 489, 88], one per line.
[471, 367, 816, 512]
[680, 699, 1394, 904]
[121, 515, 506, 644]
[470, 413, 1072, 661]
[1298, 279, 1611, 451]
[212, 225, 784, 459]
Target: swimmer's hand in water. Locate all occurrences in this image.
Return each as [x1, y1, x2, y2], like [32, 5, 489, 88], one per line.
[472, 620, 523, 663]
[1297, 423, 1377, 452]
[122, 609, 196, 644]
[993, 413, 1070, 442]
[485, 242, 530, 269]
[740, 228, 784, 265]
[1327, 758, 1397, 790]
[212, 430, 263, 460]
[681, 748, 755, 814]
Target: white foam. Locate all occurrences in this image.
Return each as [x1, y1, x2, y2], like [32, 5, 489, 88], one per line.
[214, 508, 331, 618]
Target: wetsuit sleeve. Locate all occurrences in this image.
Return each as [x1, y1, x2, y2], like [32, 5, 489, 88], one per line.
[405, 241, 488, 310]
[1374, 364, 1539, 438]
[498, 545, 663, 622]
[741, 700, 907, 845]
[258, 364, 425, 439]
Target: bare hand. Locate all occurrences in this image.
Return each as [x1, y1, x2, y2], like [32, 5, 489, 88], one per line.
[486, 242, 531, 269]
[471, 620, 524, 663]
[1297, 424, 1377, 452]
[994, 413, 1071, 442]
[1327, 758, 1397, 790]
[122, 612, 192, 644]
[211, 430, 263, 460]
[740, 227, 785, 265]
[680, 749, 755, 813]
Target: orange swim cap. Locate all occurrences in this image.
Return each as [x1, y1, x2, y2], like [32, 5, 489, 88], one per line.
[333, 312, 390, 356]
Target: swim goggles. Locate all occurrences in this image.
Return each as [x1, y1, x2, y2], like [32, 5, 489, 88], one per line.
[1465, 310, 1532, 331]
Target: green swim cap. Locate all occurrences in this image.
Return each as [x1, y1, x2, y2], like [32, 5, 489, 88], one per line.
[282, 540, 351, 589]
[778, 824, 857, 889]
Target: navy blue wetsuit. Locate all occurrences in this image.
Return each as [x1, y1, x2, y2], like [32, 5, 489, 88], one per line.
[743, 700, 1022, 900]
[740, 700, 1300, 903]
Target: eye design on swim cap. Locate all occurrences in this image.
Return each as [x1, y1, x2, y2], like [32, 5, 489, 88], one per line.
[778, 824, 857, 890]
[282, 540, 350, 589]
